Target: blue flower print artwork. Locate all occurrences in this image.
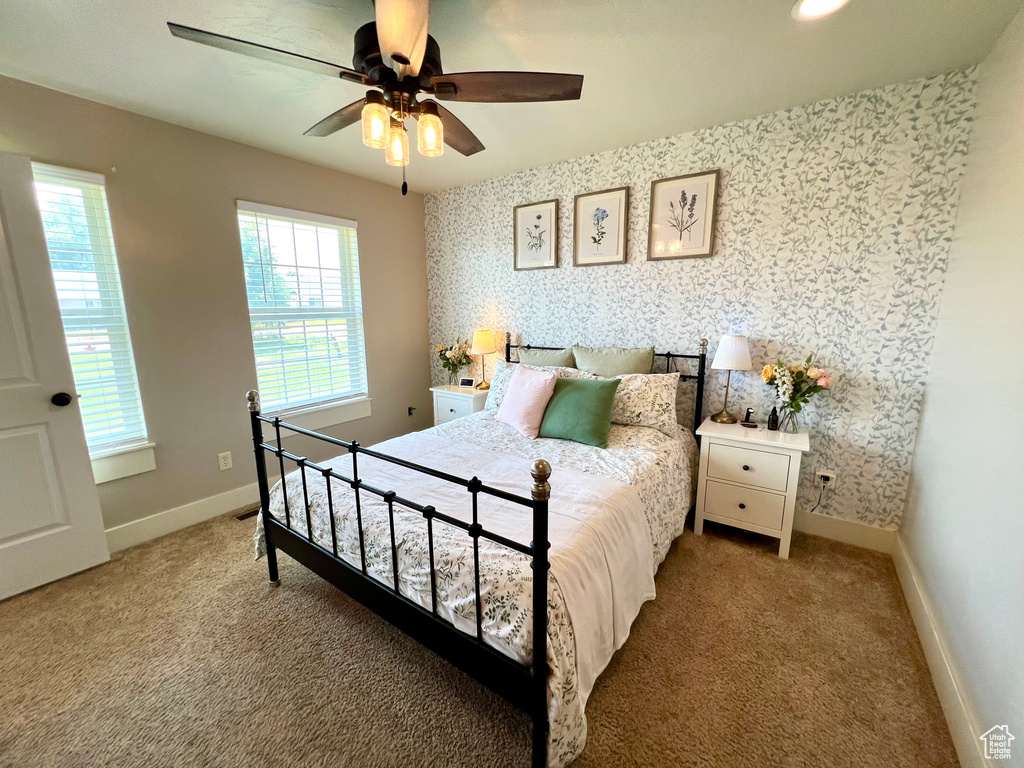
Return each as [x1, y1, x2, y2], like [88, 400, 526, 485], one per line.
[591, 207, 608, 252]
[574, 187, 628, 266]
[514, 200, 558, 270]
[648, 170, 719, 260]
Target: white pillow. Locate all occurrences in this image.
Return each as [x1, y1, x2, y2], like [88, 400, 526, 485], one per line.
[608, 372, 681, 435]
[484, 359, 596, 411]
[495, 366, 557, 439]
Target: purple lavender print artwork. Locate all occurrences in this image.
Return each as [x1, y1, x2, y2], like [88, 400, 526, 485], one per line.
[648, 170, 719, 260]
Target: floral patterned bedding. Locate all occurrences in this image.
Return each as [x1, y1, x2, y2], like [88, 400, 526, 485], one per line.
[433, 412, 697, 568]
[254, 412, 696, 766]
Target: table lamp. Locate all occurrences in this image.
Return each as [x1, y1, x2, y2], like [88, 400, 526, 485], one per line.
[710, 334, 752, 423]
[470, 329, 496, 390]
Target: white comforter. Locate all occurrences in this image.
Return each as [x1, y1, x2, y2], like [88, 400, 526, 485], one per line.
[255, 411, 697, 766]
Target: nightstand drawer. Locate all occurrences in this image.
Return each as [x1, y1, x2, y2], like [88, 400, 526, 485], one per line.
[704, 480, 785, 531]
[435, 393, 474, 421]
[707, 443, 790, 492]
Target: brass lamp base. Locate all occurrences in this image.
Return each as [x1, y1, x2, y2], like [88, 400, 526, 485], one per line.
[710, 408, 738, 424]
[710, 369, 738, 424]
[475, 353, 490, 390]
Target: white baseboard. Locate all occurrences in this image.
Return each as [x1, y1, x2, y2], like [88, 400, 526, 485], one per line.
[793, 510, 897, 554]
[105, 482, 259, 553]
[893, 533, 985, 768]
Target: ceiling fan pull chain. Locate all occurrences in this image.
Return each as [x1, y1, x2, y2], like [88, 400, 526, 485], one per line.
[402, 164, 408, 196]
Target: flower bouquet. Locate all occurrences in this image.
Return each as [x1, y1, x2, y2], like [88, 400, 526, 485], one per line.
[761, 355, 831, 432]
[435, 338, 474, 385]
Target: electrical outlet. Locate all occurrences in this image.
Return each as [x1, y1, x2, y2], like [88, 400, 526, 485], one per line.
[816, 469, 836, 484]
[218, 451, 232, 471]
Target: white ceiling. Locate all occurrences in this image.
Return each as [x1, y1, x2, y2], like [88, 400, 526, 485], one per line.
[1, 0, 1020, 193]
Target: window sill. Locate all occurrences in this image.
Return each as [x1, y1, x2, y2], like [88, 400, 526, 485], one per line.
[91, 443, 157, 484]
[269, 397, 372, 433]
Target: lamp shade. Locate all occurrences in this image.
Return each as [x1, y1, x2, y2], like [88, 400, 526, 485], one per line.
[470, 329, 496, 356]
[711, 335, 752, 371]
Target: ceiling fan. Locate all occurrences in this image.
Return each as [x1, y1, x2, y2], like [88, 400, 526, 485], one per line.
[168, 0, 584, 193]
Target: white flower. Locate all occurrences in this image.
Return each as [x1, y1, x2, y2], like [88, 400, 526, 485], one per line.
[775, 365, 794, 405]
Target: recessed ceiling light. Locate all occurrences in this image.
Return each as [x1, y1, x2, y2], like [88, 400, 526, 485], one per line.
[792, 0, 851, 20]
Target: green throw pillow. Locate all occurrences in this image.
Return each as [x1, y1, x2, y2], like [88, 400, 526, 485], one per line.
[572, 345, 654, 377]
[518, 347, 576, 368]
[539, 378, 621, 448]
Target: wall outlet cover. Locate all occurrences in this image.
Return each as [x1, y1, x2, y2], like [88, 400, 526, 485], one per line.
[218, 451, 232, 471]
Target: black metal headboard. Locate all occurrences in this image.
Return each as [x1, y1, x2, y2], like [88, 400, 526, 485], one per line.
[503, 332, 709, 433]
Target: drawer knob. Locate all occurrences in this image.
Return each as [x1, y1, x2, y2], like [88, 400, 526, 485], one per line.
[449, 408, 455, 413]
[742, 464, 750, 471]
[738, 503, 746, 509]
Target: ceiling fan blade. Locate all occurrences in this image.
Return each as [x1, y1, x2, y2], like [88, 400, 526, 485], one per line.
[423, 103, 484, 156]
[167, 22, 369, 85]
[374, 0, 429, 78]
[304, 98, 367, 137]
[430, 71, 583, 103]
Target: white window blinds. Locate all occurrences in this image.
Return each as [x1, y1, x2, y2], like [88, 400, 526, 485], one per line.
[32, 163, 149, 456]
[236, 201, 367, 413]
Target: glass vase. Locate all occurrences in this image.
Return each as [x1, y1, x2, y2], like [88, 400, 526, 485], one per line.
[777, 406, 800, 433]
[448, 369, 459, 386]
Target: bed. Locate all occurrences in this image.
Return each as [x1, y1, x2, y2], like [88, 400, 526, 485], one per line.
[246, 336, 707, 767]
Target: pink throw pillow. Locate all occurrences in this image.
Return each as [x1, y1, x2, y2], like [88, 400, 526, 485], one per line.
[496, 365, 557, 439]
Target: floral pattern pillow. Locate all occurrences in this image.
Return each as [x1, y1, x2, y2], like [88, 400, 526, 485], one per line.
[608, 372, 681, 435]
[485, 358, 596, 411]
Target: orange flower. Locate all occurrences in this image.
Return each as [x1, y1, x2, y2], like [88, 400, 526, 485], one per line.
[761, 364, 776, 383]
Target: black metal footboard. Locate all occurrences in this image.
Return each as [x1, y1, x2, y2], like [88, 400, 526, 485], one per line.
[246, 390, 551, 767]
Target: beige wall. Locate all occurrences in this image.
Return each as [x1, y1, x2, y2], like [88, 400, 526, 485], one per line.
[901, 7, 1024, 764]
[0, 74, 432, 530]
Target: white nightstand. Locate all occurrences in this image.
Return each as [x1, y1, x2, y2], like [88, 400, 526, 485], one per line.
[431, 385, 488, 426]
[694, 418, 810, 559]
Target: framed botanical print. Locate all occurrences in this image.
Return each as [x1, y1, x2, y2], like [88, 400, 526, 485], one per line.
[573, 186, 629, 266]
[647, 169, 720, 260]
[513, 199, 558, 271]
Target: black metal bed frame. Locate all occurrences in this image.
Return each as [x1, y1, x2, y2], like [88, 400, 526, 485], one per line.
[246, 337, 708, 768]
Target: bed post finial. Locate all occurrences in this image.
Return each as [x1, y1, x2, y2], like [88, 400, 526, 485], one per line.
[700, 338, 709, 355]
[531, 459, 551, 501]
[505, 331, 512, 362]
[246, 390, 261, 413]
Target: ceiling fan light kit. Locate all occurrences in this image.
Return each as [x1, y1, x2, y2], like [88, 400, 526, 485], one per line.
[167, 0, 583, 194]
[416, 100, 445, 158]
[385, 118, 410, 167]
[361, 90, 391, 149]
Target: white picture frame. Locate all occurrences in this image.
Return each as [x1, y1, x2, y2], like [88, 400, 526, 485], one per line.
[573, 186, 629, 266]
[647, 169, 720, 260]
[514, 199, 559, 271]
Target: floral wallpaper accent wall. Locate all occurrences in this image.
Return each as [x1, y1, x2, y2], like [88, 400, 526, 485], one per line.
[425, 70, 976, 530]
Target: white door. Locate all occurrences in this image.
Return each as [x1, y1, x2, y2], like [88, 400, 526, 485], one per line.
[0, 153, 109, 600]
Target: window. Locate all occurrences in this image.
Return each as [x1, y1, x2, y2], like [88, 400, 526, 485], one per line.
[32, 164, 150, 463]
[236, 202, 368, 420]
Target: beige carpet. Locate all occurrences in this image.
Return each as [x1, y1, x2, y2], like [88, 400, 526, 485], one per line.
[0, 512, 957, 768]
